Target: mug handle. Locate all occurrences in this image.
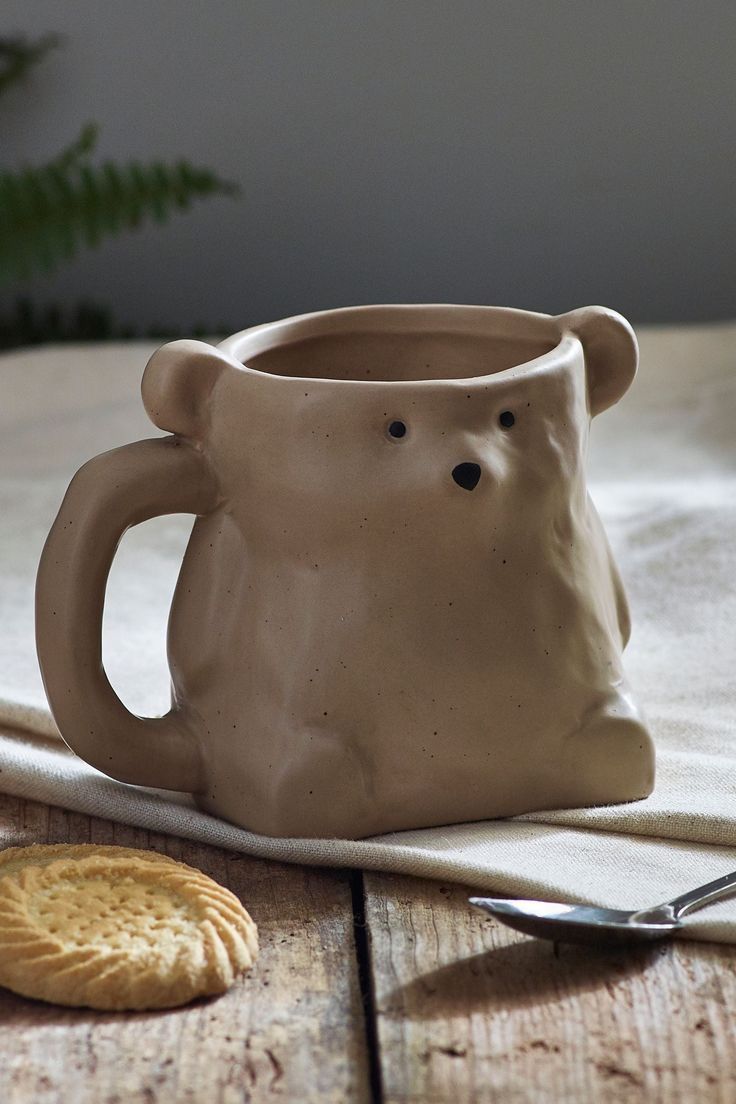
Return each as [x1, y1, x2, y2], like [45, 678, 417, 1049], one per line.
[35, 435, 219, 792]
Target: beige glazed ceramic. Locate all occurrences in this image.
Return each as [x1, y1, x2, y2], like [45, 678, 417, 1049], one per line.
[36, 304, 655, 838]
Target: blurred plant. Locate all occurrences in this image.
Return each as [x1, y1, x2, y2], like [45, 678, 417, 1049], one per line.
[0, 33, 238, 347]
[0, 32, 59, 96]
[0, 297, 221, 349]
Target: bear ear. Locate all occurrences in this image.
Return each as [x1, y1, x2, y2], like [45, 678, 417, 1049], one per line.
[557, 306, 638, 417]
[142, 339, 240, 437]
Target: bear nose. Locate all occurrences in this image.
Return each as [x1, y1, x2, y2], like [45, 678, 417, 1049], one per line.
[452, 462, 481, 491]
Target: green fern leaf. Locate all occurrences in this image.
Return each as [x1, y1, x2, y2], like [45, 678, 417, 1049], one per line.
[0, 34, 61, 98]
[53, 122, 99, 171]
[0, 126, 239, 285]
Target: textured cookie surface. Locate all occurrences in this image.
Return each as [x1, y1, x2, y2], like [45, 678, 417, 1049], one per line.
[0, 852, 258, 1010]
[0, 843, 180, 879]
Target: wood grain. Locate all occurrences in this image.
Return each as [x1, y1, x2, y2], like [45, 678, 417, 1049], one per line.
[0, 794, 371, 1104]
[5, 792, 736, 1104]
[363, 871, 736, 1104]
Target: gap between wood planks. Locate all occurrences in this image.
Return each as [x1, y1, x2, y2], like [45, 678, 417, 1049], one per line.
[354, 870, 736, 1104]
[350, 870, 385, 1104]
[3, 796, 736, 1104]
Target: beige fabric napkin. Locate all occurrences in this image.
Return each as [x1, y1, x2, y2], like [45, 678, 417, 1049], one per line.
[1, 323, 735, 942]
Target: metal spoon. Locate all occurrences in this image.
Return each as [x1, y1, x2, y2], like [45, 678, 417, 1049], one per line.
[469, 870, 736, 945]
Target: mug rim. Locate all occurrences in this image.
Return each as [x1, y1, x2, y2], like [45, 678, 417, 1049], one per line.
[217, 303, 574, 387]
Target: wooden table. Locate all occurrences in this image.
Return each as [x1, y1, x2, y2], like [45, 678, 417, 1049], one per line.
[1, 793, 734, 1103]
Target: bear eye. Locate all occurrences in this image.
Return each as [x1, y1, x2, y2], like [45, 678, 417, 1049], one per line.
[499, 410, 515, 428]
[388, 420, 407, 439]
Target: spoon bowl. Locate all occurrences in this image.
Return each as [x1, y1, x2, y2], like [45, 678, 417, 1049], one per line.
[468, 898, 679, 945]
[469, 869, 736, 946]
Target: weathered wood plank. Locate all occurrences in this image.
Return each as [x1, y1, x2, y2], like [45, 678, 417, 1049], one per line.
[0, 794, 371, 1104]
[364, 871, 736, 1104]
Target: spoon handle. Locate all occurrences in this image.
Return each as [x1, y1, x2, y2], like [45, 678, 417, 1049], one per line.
[665, 870, 736, 920]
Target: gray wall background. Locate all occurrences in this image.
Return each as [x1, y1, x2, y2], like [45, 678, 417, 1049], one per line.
[2, 0, 735, 332]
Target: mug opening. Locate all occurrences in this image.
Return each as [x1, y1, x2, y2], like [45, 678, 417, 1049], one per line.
[222, 305, 561, 384]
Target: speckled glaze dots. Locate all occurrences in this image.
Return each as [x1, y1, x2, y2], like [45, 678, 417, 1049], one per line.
[36, 304, 655, 838]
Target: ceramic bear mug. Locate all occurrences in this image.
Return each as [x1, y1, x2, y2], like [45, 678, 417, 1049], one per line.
[36, 304, 655, 838]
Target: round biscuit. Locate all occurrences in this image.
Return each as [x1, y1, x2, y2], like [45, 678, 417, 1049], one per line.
[0, 843, 180, 880]
[0, 853, 258, 1010]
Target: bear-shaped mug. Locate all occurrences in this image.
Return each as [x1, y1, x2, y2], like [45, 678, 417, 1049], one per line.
[36, 303, 655, 838]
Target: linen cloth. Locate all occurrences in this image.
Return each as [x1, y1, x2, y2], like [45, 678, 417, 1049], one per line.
[1, 324, 735, 943]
